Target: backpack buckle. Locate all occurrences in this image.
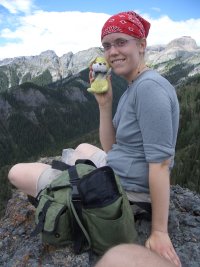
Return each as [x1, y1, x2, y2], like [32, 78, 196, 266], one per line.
[72, 185, 81, 202]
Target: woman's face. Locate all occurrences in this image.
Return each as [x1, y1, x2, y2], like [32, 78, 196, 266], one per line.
[102, 33, 146, 82]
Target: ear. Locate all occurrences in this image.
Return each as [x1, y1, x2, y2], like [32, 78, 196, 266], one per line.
[139, 38, 147, 53]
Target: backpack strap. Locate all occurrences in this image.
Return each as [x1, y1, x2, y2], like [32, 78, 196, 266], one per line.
[49, 160, 91, 253]
[31, 200, 51, 236]
[70, 198, 91, 252]
[68, 165, 91, 253]
[51, 160, 71, 171]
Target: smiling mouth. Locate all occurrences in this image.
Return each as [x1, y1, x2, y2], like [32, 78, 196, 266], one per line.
[111, 59, 125, 64]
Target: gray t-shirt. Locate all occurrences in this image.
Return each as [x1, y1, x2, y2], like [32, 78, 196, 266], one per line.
[107, 70, 179, 193]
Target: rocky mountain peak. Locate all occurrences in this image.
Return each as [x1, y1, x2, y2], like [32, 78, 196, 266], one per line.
[0, 36, 200, 91]
[146, 36, 200, 71]
[166, 36, 198, 51]
[0, 47, 103, 90]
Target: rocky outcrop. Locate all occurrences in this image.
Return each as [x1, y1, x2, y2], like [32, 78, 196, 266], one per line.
[167, 36, 198, 51]
[0, 158, 200, 267]
[146, 36, 200, 70]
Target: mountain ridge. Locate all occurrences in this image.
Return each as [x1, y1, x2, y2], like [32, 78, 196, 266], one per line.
[0, 36, 199, 91]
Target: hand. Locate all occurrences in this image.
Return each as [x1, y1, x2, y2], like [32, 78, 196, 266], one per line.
[89, 69, 113, 107]
[145, 231, 182, 267]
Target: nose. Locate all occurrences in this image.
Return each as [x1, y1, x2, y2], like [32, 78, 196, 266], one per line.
[108, 44, 119, 54]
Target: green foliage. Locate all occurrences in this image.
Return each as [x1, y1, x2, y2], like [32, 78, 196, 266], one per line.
[31, 69, 52, 86]
[171, 75, 200, 192]
[10, 67, 19, 87]
[22, 72, 32, 83]
[0, 70, 9, 92]
[8, 112, 52, 159]
[163, 62, 194, 85]
[0, 165, 12, 217]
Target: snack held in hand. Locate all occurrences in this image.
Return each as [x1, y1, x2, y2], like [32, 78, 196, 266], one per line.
[87, 57, 110, 94]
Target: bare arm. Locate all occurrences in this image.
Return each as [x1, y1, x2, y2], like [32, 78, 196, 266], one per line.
[149, 160, 170, 233]
[94, 76, 116, 152]
[145, 160, 181, 267]
[99, 103, 116, 152]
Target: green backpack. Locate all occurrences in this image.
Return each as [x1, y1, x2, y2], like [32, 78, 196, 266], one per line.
[32, 160, 137, 255]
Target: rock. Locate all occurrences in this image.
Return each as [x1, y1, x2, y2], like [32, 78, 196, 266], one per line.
[0, 183, 200, 266]
[167, 36, 198, 51]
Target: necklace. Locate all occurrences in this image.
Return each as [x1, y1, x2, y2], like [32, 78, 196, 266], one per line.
[137, 65, 148, 74]
[129, 65, 149, 84]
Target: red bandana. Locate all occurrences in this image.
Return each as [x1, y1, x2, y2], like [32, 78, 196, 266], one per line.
[101, 11, 150, 40]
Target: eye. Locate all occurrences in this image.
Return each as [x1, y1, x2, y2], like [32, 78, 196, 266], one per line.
[116, 39, 127, 47]
[102, 43, 111, 50]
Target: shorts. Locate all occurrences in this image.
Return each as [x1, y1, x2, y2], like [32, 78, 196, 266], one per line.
[36, 149, 107, 195]
[36, 148, 150, 203]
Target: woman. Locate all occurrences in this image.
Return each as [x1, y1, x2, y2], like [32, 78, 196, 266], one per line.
[8, 11, 181, 267]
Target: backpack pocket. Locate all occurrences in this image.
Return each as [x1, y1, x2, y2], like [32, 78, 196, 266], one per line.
[78, 166, 121, 208]
[35, 195, 73, 246]
[78, 166, 137, 255]
[82, 196, 137, 255]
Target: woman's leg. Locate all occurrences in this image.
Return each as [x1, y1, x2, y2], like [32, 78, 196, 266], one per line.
[8, 143, 104, 197]
[66, 143, 105, 166]
[8, 163, 50, 197]
[95, 244, 176, 267]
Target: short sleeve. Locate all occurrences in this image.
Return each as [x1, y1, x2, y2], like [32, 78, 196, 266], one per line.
[135, 79, 175, 162]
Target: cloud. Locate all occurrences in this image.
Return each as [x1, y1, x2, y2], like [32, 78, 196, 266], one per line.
[147, 15, 200, 47]
[0, 10, 200, 60]
[0, 11, 110, 58]
[0, 0, 34, 14]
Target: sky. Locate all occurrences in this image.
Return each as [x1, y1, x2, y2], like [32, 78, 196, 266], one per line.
[0, 0, 200, 60]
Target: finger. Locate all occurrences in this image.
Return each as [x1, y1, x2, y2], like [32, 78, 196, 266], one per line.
[161, 248, 181, 267]
[167, 249, 182, 267]
[162, 252, 172, 263]
[89, 70, 93, 80]
[107, 74, 112, 83]
[145, 239, 151, 249]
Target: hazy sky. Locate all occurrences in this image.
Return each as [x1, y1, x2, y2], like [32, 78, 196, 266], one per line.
[0, 0, 200, 59]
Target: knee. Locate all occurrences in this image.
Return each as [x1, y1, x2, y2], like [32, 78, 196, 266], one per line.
[95, 244, 144, 267]
[8, 163, 23, 184]
[96, 244, 130, 267]
[75, 143, 101, 155]
[75, 143, 90, 152]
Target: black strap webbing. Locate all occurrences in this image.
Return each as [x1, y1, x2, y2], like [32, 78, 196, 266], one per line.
[66, 164, 88, 253]
[68, 165, 79, 181]
[31, 200, 51, 236]
[72, 200, 87, 254]
[51, 160, 71, 171]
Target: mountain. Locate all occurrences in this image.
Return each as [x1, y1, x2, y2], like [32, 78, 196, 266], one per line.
[0, 36, 199, 92]
[0, 47, 103, 91]
[0, 36, 200, 215]
[146, 36, 200, 85]
[0, 68, 126, 169]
